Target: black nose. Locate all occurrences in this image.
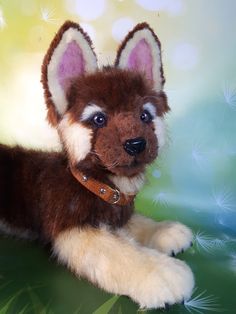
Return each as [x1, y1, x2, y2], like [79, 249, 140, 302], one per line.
[123, 137, 146, 156]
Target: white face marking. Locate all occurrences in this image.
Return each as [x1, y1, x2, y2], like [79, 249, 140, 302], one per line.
[143, 102, 166, 150]
[143, 102, 157, 118]
[153, 116, 166, 149]
[80, 104, 104, 121]
[58, 114, 92, 164]
[109, 173, 146, 195]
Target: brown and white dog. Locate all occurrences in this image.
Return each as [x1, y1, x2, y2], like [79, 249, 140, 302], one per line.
[0, 21, 194, 309]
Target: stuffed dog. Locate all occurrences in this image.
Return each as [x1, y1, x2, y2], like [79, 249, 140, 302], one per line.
[0, 21, 194, 309]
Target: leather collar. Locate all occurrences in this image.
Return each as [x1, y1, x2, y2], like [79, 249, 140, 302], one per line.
[70, 166, 135, 206]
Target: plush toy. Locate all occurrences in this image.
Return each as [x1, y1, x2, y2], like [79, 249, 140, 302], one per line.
[0, 21, 194, 309]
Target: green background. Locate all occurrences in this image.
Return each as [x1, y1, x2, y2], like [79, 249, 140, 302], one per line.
[0, 0, 236, 313]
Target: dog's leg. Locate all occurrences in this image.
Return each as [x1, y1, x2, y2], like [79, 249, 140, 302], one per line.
[53, 226, 194, 309]
[124, 214, 193, 256]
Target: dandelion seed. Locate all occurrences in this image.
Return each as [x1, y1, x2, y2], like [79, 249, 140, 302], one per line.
[191, 141, 208, 169]
[40, 7, 57, 24]
[212, 187, 235, 212]
[216, 215, 227, 227]
[222, 81, 236, 110]
[152, 192, 169, 207]
[192, 148, 206, 167]
[223, 234, 236, 243]
[230, 256, 236, 275]
[194, 231, 226, 254]
[0, 8, 6, 29]
[184, 289, 221, 313]
[211, 238, 227, 250]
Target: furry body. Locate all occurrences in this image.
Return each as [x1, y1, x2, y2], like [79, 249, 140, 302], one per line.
[0, 144, 133, 240]
[0, 21, 194, 309]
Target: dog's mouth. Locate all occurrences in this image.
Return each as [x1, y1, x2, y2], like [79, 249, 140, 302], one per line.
[107, 158, 146, 176]
[92, 144, 158, 177]
[118, 159, 140, 168]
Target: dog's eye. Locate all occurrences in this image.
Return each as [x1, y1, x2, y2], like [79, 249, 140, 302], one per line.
[92, 112, 107, 128]
[140, 110, 153, 123]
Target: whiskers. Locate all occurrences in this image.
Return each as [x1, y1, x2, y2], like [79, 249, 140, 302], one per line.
[105, 160, 120, 170]
[89, 150, 120, 170]
[89, 150, 101, 161]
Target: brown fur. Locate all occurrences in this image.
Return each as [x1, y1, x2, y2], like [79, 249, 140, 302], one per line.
[0, 22, 169, 241]
[0, 144, 133, 240]
[65, 68, 169, 176]
[0, 22, 196, 309]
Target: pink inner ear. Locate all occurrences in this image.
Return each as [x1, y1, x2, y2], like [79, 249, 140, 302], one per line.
[128, 39, 153, 81]
[57, 40, 85, 89]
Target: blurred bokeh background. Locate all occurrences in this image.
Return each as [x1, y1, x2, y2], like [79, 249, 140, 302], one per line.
[0, 0, 236, 313]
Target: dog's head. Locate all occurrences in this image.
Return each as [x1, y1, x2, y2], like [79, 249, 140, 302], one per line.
[42, 21, 169, 180]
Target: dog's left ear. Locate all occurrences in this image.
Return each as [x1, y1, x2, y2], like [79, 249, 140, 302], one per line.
[115, 23, 165, 92]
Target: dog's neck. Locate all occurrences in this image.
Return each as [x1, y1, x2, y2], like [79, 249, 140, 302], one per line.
[70, 165, 136, 205]
[109, 173, 146, 195]
[72, 159, 146, 196]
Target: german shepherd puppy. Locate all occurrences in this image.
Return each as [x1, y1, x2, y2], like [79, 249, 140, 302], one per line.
[0, 21, 194, 309]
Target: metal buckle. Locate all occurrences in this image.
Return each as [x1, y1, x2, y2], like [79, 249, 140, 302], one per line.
[111, 189, 120, 204]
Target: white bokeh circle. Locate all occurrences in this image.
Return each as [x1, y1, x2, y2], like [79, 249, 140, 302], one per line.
[135, 0, 184, 16]
[152, 169, 162, 178]
[0, 8, 6, 29]
[135, 0, 165, 11]
[171, 43, 199, 70]
[20, 0, 37, 16]
[166, 0, 185, 16]
[65, 0, 106, 21]
[112, 17, 135, 42]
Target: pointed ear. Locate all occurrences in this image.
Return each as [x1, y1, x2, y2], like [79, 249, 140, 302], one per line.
[115, 23, 165, 92]
[41, 21, 97, 125]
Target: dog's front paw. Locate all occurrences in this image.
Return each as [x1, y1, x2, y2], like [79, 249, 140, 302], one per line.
[148, 222, 193, 256]
[133, 254, 194, 309]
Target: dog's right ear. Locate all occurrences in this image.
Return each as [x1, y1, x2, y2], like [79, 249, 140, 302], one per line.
[41, 21, 97, 126]
[115, 23, 165, 93]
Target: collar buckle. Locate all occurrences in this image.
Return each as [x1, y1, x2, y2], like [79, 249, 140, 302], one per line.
[111, 189, 120, 204]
